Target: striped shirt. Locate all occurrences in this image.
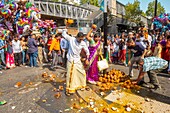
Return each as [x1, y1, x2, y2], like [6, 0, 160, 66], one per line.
[143, 57, 168, 72]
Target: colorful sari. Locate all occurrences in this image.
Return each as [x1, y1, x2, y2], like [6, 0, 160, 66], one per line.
[6, 44, 15, 68]
[87, 41, 101, 82]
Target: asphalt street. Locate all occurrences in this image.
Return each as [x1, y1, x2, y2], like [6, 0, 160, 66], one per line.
[0, 64, 169, 113]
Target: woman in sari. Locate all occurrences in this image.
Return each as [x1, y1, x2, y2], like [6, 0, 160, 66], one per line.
[6, 40, 15, 69]
[86, 25, 102, 84]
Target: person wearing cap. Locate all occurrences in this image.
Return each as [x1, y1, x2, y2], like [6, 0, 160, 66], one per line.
[62, 27, 90, 95]
[132, 57, 168, 92]
[48, 33, 61, 70]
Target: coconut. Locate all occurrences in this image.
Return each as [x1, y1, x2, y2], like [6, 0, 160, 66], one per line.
[96, 82, 102, 86]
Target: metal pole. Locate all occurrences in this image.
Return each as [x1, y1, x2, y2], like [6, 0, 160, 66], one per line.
[154, 0, 158, 17]
[103, 0, 108, 74]
[103, 0, 107, 59]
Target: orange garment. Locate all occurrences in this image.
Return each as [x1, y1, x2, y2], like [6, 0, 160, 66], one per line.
[49, 38, 60, 51]
[165, 40, 170, 61]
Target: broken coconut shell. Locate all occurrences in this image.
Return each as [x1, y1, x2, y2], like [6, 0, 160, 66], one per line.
[73, 103, 80, 109]
[42, 72, 48, 78]
[54, 92, 61, 99]
[59, 86, 64, 91]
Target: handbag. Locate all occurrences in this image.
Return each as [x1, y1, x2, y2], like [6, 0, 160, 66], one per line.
[97, 54, 109, 71]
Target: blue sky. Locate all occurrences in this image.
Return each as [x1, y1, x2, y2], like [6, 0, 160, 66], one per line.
[117, 0, 170, 13]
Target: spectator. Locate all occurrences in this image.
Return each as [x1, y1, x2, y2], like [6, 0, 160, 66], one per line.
[37, 35, 44, 64]
[27, 34, 38, 67]
[0, 35, 6, 69]
[20, 36, 27, 65]
[6, 39, 15, 69]
[48, 34, 61, 70]
[165, 35, 170, 73]
[60, 36, 69, 68]
[12, 35, 22, 66]
[119, 39, 127, 66]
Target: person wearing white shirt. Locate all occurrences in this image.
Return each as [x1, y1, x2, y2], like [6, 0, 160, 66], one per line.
[62, 30, 90, 95]
[12, 35, 22, 66]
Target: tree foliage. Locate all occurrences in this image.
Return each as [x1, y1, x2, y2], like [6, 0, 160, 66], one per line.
[62, 0, 67, 2]
[124, 0, 142, 24]
[80, 0, 99, 7]
[52, 0, 59, 2]
[146, 1, 165, 17]
[141, 11, 146, 17]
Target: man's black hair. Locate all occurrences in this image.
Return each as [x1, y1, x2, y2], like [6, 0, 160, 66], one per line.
[31, 34, 36, 37]
[94, 33, 100, 38]
[77, 32, 84, 38]
[155, 40, 160, 44]
[127, 38, 134, 43]
[55, 33, 61, 37]
[167, 35, 170, 39]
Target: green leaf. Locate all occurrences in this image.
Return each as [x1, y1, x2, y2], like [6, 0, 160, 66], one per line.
[80, 0, 99, 7]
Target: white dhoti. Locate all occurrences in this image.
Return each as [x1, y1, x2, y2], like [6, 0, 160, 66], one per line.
[66, 61, 86, 93]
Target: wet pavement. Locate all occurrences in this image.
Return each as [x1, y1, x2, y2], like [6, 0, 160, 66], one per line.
[0, 64, 169, 113]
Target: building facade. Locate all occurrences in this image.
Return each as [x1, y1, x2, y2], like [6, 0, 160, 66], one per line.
[108, 0, 151, 33]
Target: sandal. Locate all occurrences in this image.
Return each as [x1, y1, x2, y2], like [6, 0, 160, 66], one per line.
[65, 92, 74, 96]
[85, 86, 90, 91]
[88, 80, 97, 85]
[65, 92, 71, 96]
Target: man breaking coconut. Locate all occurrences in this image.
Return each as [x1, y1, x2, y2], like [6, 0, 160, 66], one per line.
[132, 57, 168, 92]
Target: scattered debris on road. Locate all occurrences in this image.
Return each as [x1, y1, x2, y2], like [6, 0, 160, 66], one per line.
[42, 99, 47, 103]
[54, 92, 61, 99]
[11, 106, 16, 109]
[14, 82, 22, 88]
[0, 100, 7, 105]
[145, 98, 151, 102]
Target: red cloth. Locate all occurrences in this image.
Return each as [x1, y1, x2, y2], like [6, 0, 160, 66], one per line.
[6, 53, 15, 68]
[165, 40, 170, 60]
[47, 39, 52, 50]
[164, 48, 170, 60]
[119, 50, 126, 61]
[161, 48, 166, 59]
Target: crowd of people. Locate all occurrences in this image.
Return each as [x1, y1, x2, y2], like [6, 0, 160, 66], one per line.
[61, 24, 169, 95]
[0, 23, 170, 93]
